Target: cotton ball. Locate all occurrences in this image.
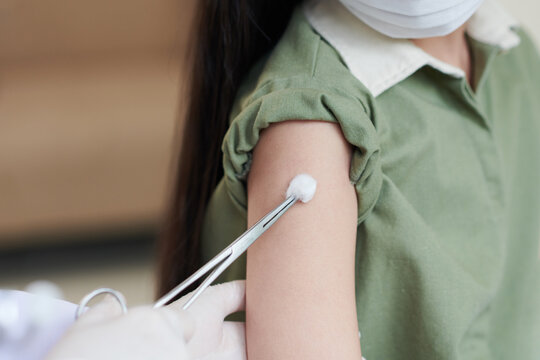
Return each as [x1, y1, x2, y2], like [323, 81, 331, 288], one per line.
[286, 174, 317, 203]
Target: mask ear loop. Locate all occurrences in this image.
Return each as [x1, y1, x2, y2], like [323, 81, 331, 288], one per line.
[75, 288, 128, 319]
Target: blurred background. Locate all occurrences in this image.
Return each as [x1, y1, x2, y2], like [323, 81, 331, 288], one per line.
[0, 0, 195, 305]
[0, 0, 538, 306]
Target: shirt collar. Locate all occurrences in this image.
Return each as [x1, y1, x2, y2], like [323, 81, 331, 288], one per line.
[303, 0, 521, 97]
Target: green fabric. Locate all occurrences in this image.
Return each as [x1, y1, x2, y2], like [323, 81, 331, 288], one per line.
[201, 8, 540, 360]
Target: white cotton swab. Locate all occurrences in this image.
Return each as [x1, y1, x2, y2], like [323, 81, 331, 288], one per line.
[286, 173, 317, 203]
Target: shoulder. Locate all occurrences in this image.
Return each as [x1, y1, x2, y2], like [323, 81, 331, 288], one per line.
[221, 8, 382, 223]
[513, 28, 540, 65]
[496, 27, 540, 89]
[231, 6, 372, 120]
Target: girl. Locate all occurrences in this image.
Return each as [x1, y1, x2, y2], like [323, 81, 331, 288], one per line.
[158, 0, 540, 358]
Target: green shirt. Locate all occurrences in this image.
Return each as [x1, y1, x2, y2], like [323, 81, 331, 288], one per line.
[201, 1, 540, 358]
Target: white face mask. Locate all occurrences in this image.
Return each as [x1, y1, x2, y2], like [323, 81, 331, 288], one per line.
[338, 0, 484, 38]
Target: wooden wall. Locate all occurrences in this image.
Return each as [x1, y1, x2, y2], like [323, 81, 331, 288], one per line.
[0, 0, 195, 246]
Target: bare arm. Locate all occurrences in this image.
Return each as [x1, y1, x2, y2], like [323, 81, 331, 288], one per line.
[246, 120, 362, 359]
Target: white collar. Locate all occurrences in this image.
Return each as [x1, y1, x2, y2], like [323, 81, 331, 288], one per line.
[303, 0, 521, 97]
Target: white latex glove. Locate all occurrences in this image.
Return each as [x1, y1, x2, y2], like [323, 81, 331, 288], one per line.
[46, 280, 246, 360]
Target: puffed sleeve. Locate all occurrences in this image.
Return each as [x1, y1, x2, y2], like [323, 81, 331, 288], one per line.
[221, 76, 383, 224]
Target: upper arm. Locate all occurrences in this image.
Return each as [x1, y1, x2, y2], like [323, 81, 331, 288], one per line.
[246, 120, 362, 359]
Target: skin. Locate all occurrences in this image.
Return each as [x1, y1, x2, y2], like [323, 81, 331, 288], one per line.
[411, 23, 474, 86]
[245, 23, 474, 360]
[246, 120, 361, 359]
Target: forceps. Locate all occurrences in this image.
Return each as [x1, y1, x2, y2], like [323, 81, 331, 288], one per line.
[76, 194, 300, 318]
[154, 194, 298, 310]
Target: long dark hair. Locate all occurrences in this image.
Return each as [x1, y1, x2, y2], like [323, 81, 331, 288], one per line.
[157, 0, 302, 299]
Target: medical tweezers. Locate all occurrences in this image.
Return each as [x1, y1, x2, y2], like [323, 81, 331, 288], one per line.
[153, 194, 298, 310]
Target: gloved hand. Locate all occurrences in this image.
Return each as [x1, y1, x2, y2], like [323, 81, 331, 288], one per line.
[46, 280, 246, 360]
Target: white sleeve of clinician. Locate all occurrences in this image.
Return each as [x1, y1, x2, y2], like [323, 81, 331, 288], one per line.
[46, 280, 246, 360]
[0, 289, 78, 360]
